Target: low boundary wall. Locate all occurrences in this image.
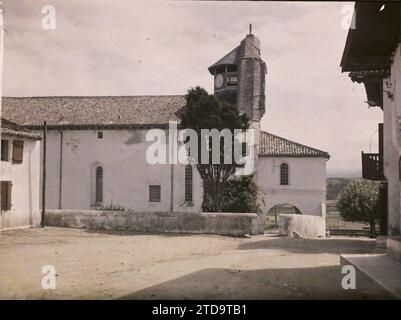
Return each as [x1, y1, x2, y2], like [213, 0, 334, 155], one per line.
[46, 210, 260, 236]
[279, 214, 326, 238]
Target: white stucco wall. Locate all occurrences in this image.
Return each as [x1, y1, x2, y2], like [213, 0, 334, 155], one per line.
[40, 129, 203, 212]
[383, 43, 401, 235]
[0, 136, 41, 230]
[40, 128, 327, 219]
[256, 157, 327, 215]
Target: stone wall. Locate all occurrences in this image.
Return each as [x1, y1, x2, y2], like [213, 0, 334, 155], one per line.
[279, 214, 326, 238]
[46, 210, 260, 236]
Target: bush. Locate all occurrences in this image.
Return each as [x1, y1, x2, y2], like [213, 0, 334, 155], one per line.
[202, 174, 262, 213]
[337, 180, 386, 237]
[96, 201, 126, 211]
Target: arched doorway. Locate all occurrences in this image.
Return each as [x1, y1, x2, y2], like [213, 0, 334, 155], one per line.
[265, 203, 302, 230]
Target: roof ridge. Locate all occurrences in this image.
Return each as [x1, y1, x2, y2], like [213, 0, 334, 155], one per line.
[1, 95, 186, 128]
[2, 95, 185, 99]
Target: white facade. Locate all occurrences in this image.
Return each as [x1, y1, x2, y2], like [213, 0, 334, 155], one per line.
[40, 127, 327, 218]
[0, 135, 41, 230]
[383, 43, 401, 235]
[41, 129, 203, 212]
[257, 157, 327, 215]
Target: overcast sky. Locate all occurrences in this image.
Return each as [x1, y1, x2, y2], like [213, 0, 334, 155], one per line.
[1, 0, 383, 177]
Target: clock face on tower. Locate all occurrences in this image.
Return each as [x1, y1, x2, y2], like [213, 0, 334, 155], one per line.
[214, 73, 224, 89]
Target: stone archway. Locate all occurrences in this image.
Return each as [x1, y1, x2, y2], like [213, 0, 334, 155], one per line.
[265, 203, 303, 229]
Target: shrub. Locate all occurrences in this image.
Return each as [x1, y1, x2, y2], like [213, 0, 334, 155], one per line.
[337, 180, 386, 237]
[202, 174, 262, 213]
[96, 201, 126, 211]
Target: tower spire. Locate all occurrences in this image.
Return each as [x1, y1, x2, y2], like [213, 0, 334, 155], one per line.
[249, 24, 252, 35]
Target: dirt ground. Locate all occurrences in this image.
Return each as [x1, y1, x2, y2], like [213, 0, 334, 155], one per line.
[0, 227, 394, 299]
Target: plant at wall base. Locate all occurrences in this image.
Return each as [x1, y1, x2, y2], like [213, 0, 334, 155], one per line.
[97, 201, 126, 211]
[337, 180, 386, 238]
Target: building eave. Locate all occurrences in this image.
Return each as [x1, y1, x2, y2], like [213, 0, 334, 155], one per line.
[341, 2, 401, 73]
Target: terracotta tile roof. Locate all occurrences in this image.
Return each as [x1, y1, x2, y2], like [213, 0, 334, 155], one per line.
[0, 118, 41, 140]
[258, 131, 329, 159]
[2, 96, 186, 129]
[1, 96, 329, 158]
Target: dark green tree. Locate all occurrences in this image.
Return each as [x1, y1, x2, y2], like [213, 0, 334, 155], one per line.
[337, 180, 386, 237]
[179, 87, 249, 212]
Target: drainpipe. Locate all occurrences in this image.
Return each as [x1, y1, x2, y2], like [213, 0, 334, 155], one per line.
[170, 164, 174, 212]
[168, 122, 177, 213]
[42, 121, 47, 227]
[0, 6, 4, 234]
[58, 129, 63, 209]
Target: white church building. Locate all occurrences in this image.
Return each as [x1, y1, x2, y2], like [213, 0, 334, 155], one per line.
[2, 31, 329, 220]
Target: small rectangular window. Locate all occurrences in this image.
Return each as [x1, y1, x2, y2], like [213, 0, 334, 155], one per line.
[1, 181, 12, 211]
[227, 76, 238, 86]
[12, 140, 24, 164]
[149, 185, 161, 202]
[216, 66, 225, 74]
[98, 132, 103, 139]
[227, 65, 237, 72]
[1, 140, 9, 161]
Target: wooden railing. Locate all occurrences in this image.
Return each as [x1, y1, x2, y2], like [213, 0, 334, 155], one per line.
[361, 152, 385, 181]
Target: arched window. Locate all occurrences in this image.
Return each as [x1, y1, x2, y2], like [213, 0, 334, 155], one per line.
[185, 165, 193, 203]
[95, 166, 103, 203]
[280, 163, 289, 185]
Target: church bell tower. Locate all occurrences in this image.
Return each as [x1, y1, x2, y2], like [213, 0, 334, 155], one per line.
[208, 25, 267, 129]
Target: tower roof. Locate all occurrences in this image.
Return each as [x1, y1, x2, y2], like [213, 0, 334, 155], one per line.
[208, 46, 241, 75]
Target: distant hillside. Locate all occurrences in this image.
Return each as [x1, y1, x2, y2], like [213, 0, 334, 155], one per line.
[326, 177, 361, 200]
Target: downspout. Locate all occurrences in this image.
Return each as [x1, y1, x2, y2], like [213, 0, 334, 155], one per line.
[168, 122, 177, 213]
[42, 121, 47, 227]
[0, 7, 4, 234]
[58, 129, 63, 209]
[170, 164, 174, 212]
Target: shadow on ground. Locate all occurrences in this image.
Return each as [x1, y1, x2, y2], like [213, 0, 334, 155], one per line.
[237, 236, 378, 254]
[119, 265, 393, 300]
[82, 228, 204, 238]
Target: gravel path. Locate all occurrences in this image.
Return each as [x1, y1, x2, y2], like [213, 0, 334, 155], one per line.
[0, 227, 393, 299]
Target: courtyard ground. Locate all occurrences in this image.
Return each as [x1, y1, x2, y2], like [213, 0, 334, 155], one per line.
[0, 227, 394, 299]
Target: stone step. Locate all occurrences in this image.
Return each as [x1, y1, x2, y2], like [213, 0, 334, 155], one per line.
[387, 236, 401, 261]
[341, 253, 401, 299]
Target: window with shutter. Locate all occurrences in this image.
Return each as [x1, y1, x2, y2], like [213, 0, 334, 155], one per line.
[1, 139, 9, 161]
[1, 181, 12, 211]
[12, 140, 24, 164]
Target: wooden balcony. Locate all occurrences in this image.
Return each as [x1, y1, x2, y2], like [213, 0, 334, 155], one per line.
[361, 152, 385, 181]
